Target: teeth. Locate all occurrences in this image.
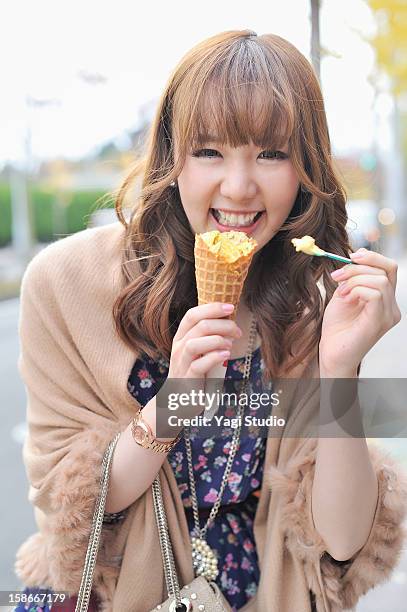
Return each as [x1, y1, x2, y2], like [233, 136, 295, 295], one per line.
[213, 210, 260, 227]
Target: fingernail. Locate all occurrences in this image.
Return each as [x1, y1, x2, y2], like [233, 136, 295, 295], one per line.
[331, 269, 344, 279]
[350, 251, 363, 259]
[222, 304, 234, 312]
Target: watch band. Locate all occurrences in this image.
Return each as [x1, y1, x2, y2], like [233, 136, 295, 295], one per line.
[131, 407, 181, 453]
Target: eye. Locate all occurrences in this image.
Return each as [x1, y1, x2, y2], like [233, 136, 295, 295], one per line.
[191, 148, 288, 160]
[191, 148, 220, 158]
[259, 150, 288, 160]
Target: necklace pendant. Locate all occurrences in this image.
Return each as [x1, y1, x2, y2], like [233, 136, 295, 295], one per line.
[191, 536, 219, 581]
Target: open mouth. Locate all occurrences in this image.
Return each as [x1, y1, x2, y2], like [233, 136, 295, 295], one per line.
[210, 209, 264, 229]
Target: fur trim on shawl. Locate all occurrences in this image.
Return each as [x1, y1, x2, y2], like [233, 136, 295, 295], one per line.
[15, 425, 126, 603]
[267, 438, 407, 611]
[13, 225, 141, 608]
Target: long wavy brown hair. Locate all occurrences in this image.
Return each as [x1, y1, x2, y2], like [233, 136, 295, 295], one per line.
[111, 29, 359, 381]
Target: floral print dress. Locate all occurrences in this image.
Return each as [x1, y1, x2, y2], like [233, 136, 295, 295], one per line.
[14, 348, 273, 612]
[127, 347, 273, 612]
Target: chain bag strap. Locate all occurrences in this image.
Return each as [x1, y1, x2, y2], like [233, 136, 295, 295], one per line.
[75, 431, 121, 612]
[151, 474, 233, 612]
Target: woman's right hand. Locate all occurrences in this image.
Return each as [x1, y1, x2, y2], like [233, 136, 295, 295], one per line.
[167, 302, 242, 379]
[155, 303, 242, 435]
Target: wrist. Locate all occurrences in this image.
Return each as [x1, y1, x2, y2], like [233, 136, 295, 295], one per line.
[141, 396, 183, 442]
[319, 364, 358, 379]
[319, 349, 358, 379]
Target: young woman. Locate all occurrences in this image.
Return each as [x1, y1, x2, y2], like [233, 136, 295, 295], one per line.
[14, 30, 406, 612]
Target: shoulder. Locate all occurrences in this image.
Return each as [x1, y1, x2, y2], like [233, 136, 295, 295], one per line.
[23, 221, 125, 278]
[21, 221, 126, 299]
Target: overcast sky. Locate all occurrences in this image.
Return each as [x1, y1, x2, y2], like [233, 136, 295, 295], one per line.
[2, 0, 391, 169]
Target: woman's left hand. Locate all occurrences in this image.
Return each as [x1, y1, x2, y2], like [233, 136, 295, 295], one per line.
[319, 248, 401, 376]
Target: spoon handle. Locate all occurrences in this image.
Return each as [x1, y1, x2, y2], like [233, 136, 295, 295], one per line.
[321, 252, 357, 264]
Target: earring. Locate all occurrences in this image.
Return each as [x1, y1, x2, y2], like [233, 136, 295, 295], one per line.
[170, 180, 177, 187]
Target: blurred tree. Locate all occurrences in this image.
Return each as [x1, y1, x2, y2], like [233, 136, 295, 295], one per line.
[365, 0, 407, 253]
[366, 0, 407, 97]
[47, 159, 72, 236]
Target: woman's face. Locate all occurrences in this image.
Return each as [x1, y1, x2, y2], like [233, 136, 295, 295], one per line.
[174, 137, 300, 252]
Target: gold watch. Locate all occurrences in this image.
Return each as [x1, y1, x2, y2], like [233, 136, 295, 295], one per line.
[131, 406, 181, 453]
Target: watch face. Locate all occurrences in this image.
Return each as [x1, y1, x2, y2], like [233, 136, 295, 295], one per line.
[133, 425, 148, 445]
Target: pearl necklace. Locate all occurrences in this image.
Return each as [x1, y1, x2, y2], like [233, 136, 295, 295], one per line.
[183, 312, 258, 581]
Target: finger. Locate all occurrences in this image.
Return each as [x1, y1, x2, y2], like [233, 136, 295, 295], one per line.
[337, 274, 392, 297]
[185, 335, 234, 359]
[331, 263, 386, 283]
[349, 249, 398, 292]
[175, 303, 235, 340]
[179, 331, 236, 375]
[341, 285, 384, 311]
[339, 276, 401, 327]
[189, 349, 231, 377]
[182, 318, 241, 344]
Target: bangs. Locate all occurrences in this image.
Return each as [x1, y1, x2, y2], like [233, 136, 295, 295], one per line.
[174, 39, 295, 152]
[190, 83, 293, 151]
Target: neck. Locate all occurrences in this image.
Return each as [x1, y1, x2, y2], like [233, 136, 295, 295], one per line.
[229, 302, 260, 359]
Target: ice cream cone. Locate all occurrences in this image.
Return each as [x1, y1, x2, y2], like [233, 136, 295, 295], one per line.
[194, 230, 257, 321]
[194, 230, 258, 417]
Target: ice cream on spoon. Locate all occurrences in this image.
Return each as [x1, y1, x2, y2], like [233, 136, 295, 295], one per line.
[291, 235, 357, 264]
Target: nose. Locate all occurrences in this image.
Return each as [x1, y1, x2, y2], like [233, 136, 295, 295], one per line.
[219, 164, 257, 203]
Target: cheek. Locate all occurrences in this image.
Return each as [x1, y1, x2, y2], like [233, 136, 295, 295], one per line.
[177, 179, 210, 232]
[178, 169, 214, 213]
[266, 168, 299, 207]
[280, 166, 300, 194]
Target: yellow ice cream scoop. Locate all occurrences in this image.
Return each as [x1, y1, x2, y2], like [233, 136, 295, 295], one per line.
[291, 235, 357, 264]
[200, 230, 257, 263]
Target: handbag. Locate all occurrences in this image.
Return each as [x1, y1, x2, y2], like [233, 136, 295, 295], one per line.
[74, 433, 235, 612]
[150, 468, 232, 612]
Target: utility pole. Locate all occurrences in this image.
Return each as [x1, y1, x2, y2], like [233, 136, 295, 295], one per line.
[310, 0, 321, 82]
[10, 103, 35, 270]
[10, 96, 60, 268]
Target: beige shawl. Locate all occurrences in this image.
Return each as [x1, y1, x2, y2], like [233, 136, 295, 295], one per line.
[14, 222, 407, 611]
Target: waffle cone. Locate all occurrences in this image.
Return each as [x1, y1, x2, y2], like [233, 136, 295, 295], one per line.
[194, 233, 256, 321]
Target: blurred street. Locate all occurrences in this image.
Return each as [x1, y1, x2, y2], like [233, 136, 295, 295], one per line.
[1, 246, 406, 609]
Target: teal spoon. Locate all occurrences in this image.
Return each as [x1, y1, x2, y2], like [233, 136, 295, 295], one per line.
[311, 251, 359, 265]
[291, 237, 361, 265]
